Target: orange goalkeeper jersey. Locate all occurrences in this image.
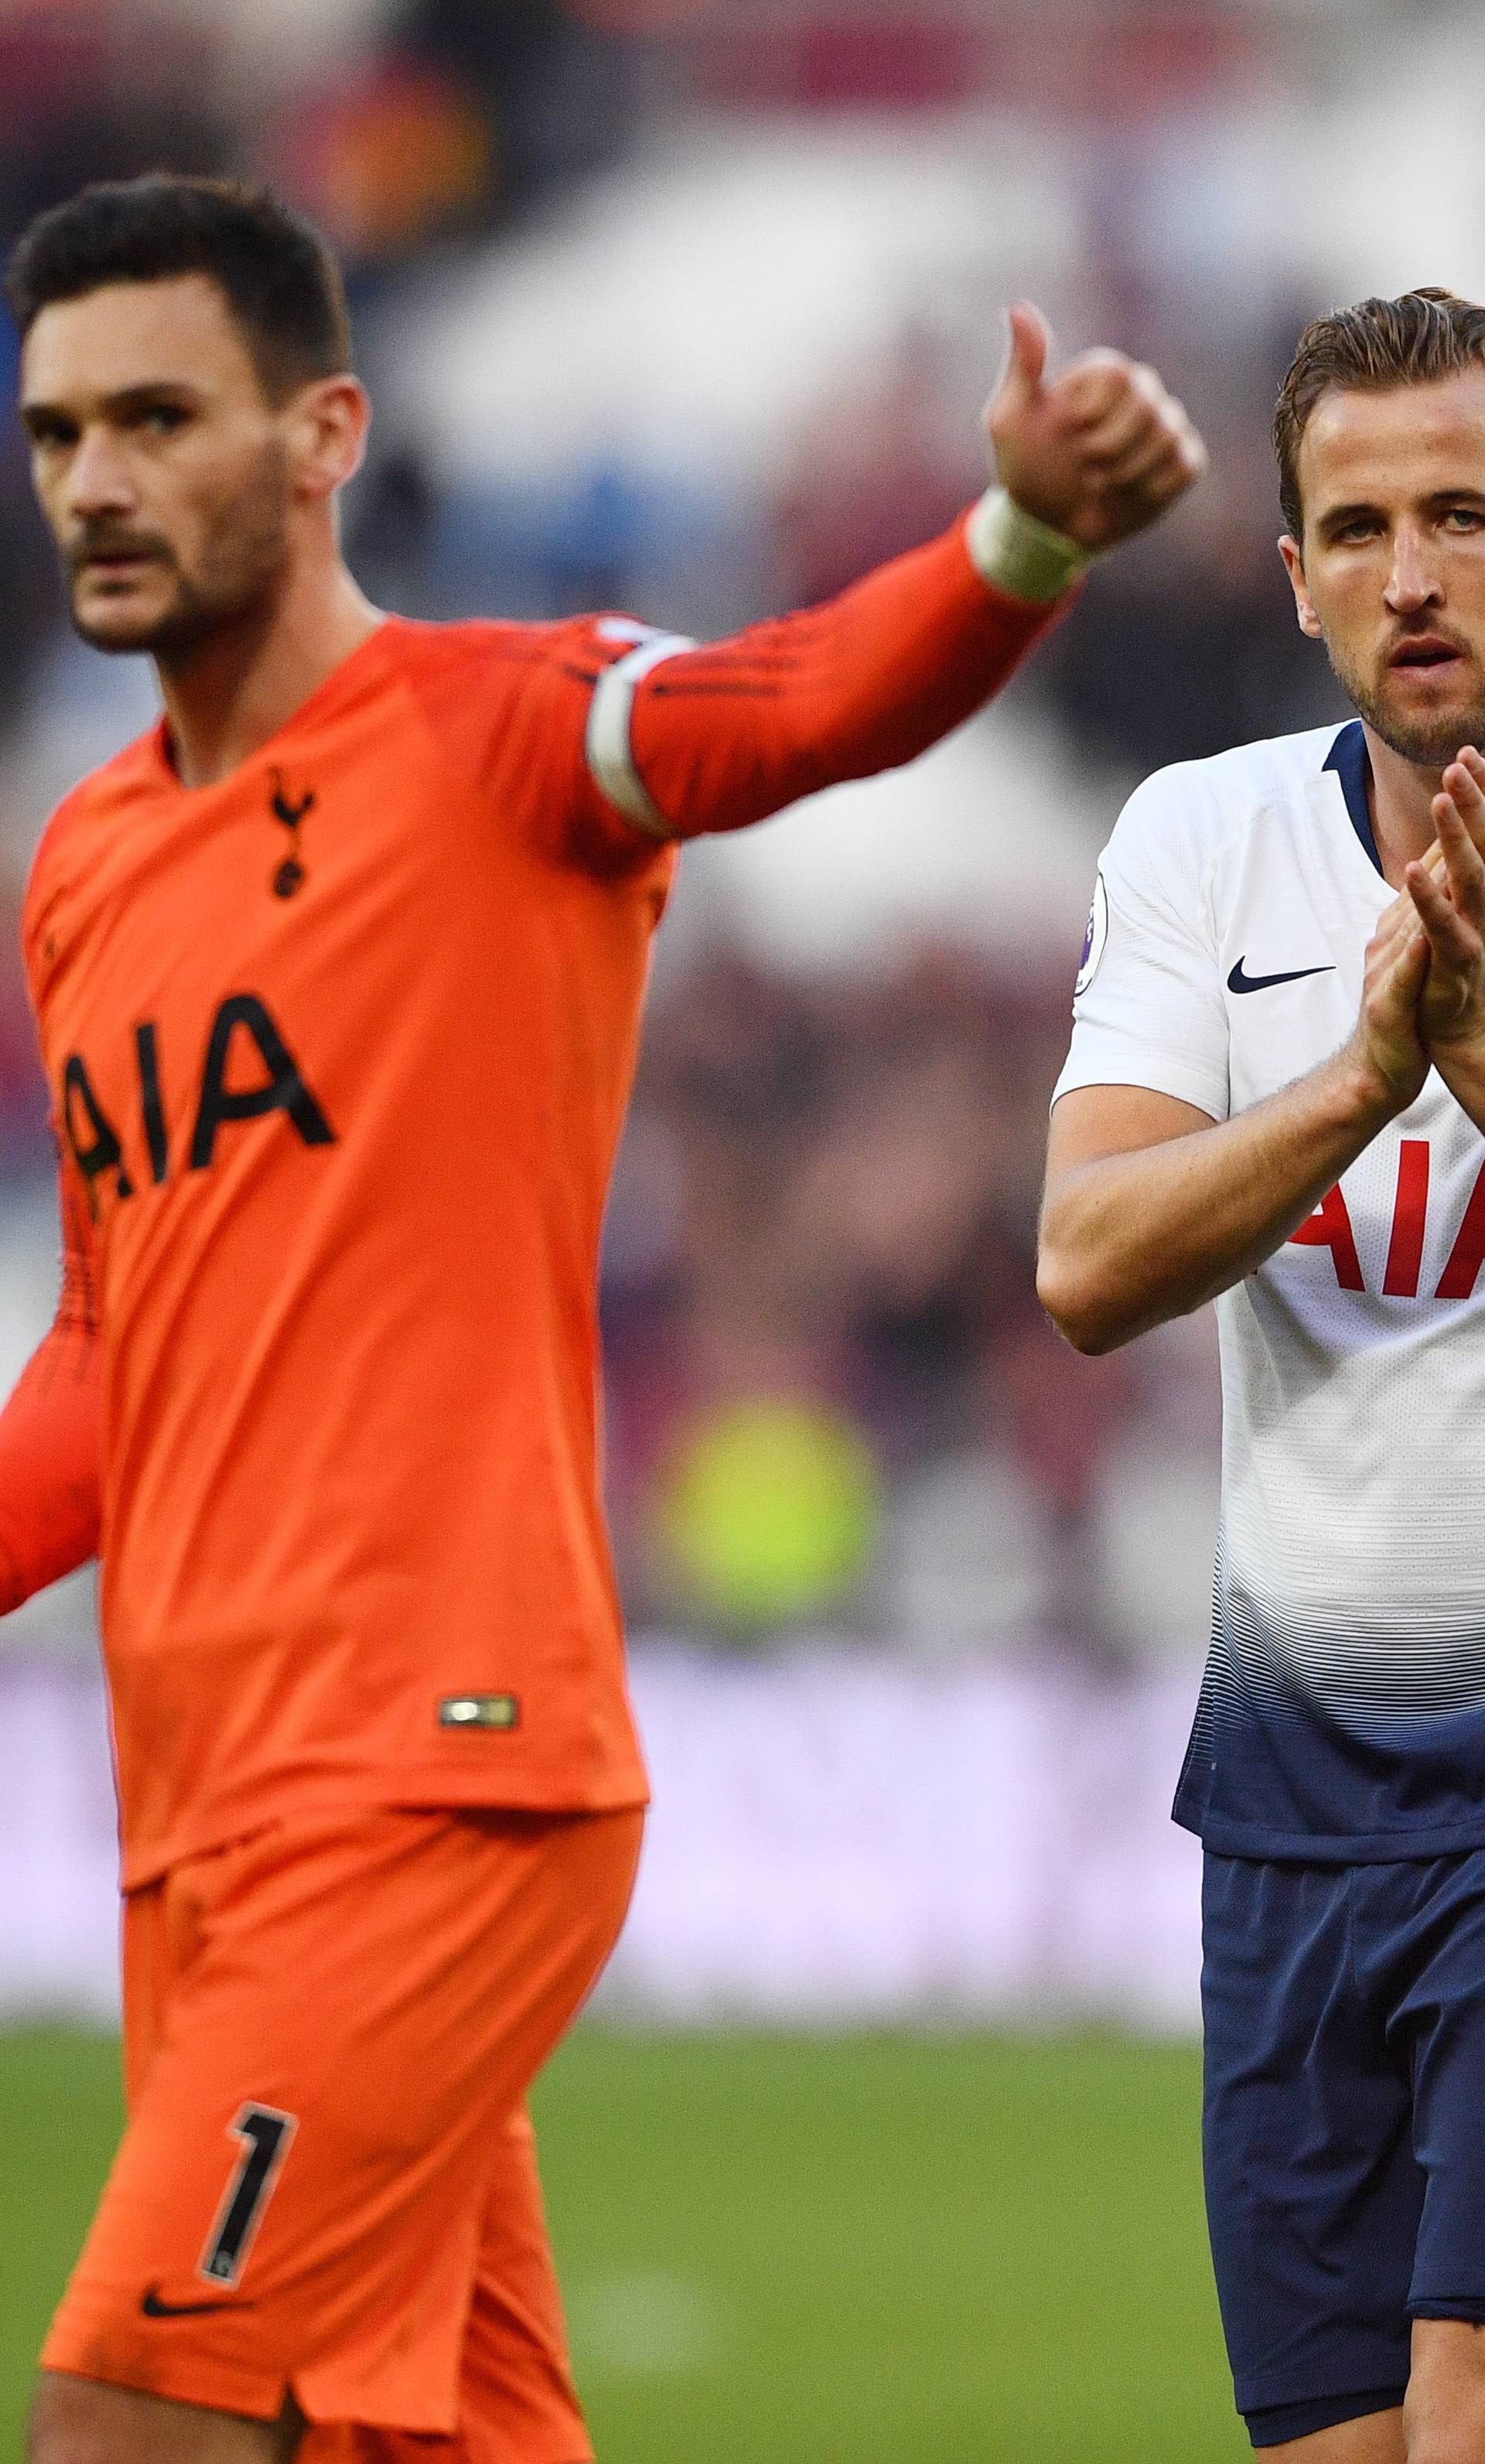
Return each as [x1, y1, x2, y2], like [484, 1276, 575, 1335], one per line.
[12, 516, 1060, 1886]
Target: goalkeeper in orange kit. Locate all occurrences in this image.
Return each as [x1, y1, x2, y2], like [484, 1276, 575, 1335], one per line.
[1, 172, 1202, 2464]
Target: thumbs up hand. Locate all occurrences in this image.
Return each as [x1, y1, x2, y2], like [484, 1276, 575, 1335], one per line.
[985, 302, 1206, 554]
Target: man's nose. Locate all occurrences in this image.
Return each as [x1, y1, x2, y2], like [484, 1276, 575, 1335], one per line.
[64, 428, 138, 520]
[1384, 527, 1444, 613]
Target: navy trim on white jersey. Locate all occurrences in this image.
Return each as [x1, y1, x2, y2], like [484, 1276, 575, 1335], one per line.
[1323, 719, 1384, 877]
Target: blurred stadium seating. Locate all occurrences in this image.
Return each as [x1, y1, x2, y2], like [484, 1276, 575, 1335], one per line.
[0, 0, 1471, 2019]
[9, 6, 1472, 2453]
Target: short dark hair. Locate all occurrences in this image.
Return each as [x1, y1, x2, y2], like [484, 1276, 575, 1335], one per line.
[5, 175, 351, 401]
[1275, 287, 1485, 541]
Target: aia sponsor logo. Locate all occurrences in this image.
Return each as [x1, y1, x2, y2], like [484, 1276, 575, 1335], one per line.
[61, 992, 335, 1216]
[1290, 1141, 1485, 1299]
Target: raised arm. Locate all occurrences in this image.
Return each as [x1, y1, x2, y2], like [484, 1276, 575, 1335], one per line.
[1039, 896, 1430, 1354]
[0, 1159, 103, 1610]
[585, 305, 1204, 843]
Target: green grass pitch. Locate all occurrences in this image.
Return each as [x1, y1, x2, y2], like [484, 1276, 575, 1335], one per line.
[0, 2025, 1247, 2460]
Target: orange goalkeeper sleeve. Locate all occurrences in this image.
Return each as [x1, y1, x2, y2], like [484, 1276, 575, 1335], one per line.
[0, 1162, 103, 1612]
[606, 506, 1076, 840]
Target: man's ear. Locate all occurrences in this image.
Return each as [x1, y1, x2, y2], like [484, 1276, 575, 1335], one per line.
[288, 375, 371, 503]
[1278, 532, 1323, 640]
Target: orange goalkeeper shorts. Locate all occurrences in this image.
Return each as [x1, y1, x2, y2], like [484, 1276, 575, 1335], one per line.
[41, 1803, 644, 2456]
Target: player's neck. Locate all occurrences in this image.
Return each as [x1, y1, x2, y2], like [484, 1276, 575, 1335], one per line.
[1360, 722, 1449, 889]
[155, 552, 384, 792]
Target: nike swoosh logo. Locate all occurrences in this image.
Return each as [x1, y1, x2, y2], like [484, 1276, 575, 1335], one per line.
[140, 2283, 247, 2319]
[1227, 959, 1336, 995]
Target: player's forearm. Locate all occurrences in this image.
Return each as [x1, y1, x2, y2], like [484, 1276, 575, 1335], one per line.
[1038, 1053, 1401, 1354]
[0, 1319, 104, 1610]
[626, 495, 1080, 839]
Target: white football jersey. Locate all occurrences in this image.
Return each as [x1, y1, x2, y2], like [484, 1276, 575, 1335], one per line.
[1055, 718, 1485, 1857]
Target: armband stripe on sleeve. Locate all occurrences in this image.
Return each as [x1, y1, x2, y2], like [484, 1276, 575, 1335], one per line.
[585, 633, 695, 837]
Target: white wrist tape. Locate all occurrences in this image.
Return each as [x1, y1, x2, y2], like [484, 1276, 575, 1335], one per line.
[965, 486, 1089, 604]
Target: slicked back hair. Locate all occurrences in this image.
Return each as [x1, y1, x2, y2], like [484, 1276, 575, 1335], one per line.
[5, 175, 351, 403]
[1275, 287, 1485, 542]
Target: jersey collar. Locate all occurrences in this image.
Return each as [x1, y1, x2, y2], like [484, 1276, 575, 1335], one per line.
[1323, 718, 1384, 877]
[145, 616, 397, 797]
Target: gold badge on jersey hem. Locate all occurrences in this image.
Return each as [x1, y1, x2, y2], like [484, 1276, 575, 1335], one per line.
[439, 1694, 521, 1732]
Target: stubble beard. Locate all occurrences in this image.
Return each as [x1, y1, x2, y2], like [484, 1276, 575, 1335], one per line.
[67, 441, 294, 664]
[1327, 634, 1485, 773]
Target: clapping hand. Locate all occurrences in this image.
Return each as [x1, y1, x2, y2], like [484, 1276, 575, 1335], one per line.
[1405, 748, 1485, 1054]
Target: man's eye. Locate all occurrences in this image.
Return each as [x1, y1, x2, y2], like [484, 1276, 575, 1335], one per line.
[1443, 507, 1485, 531]
[138, 405, 189, 435]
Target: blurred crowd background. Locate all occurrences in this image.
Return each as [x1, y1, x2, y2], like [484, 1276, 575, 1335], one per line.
[3, 18, 1469, 2448]
[0, 0, 1472, 1681]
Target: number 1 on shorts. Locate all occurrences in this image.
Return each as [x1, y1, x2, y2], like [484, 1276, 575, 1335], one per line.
[200, 2103, 297, 2285]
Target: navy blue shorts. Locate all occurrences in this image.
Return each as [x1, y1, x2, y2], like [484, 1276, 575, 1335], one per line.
[1203, 1848, 1485, 2449]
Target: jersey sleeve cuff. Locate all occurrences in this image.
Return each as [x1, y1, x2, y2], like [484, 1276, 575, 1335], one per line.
[964, 488, 1090, 605]
[0, 1533, 31, 1618]
[1050, 1046, 1228, 1122]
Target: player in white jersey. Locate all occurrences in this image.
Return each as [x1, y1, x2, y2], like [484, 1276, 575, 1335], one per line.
[1042, 289, 1485, 2462]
